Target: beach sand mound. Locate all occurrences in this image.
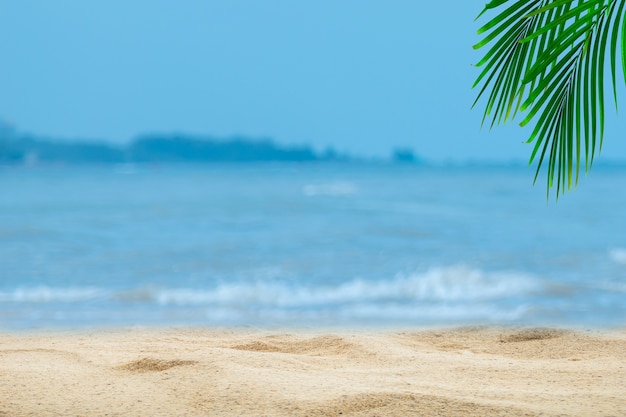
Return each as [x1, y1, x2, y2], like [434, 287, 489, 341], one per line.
[231, 335, 362, 356]
[500, 328, 567, 343]
[118, 357, 197, 373]
[394, 327, 625, 360]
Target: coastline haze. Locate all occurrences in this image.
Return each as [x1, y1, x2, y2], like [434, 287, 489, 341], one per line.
[4, 1, 626, 161]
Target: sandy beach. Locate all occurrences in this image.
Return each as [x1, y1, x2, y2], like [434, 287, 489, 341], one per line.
[0, 327, 625, 416]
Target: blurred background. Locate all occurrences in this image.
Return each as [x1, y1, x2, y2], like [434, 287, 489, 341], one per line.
[1, 1, 625, 330]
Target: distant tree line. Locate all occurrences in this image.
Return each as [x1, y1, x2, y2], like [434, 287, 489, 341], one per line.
[0, 132, 351, 165]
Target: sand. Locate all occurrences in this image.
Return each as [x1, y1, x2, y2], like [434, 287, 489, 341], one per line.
[1, 327, 625, 416]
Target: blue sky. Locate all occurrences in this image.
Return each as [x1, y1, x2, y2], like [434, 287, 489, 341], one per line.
[1, 1, 625, 161]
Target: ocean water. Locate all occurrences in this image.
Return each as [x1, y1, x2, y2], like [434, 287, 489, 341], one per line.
[1, 163, 625, 330]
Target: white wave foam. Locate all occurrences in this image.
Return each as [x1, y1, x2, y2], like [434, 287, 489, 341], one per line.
[0, 267, 548, 325]
[0, 286, 106, 303]
[0, 266, 544, 312]
[152, 265, 543, 307]
[303, 181, 358, 196]
[609, 248, 626, 264]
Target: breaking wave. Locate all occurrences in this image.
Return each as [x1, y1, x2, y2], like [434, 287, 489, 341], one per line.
[0, 266, 572, 325]
[148, 265, 542, 307]
[0, 266, 543, 306]
[0, 286, 106, 303]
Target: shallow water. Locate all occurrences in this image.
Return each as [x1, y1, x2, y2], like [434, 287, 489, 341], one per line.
[1, 163, 625, 329]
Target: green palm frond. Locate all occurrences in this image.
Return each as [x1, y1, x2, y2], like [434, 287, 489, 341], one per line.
[473, 0, 626, 197]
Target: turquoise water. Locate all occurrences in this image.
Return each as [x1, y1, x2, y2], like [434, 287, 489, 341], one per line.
[1, 163, 625, 329]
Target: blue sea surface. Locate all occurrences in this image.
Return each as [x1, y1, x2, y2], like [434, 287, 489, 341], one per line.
[1, 163, 625, 329]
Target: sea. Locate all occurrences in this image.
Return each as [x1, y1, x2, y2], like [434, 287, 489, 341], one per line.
[1, 163, 625, 330]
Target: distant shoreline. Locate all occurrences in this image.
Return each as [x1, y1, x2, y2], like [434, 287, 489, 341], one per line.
[0, 133, 348, 165]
